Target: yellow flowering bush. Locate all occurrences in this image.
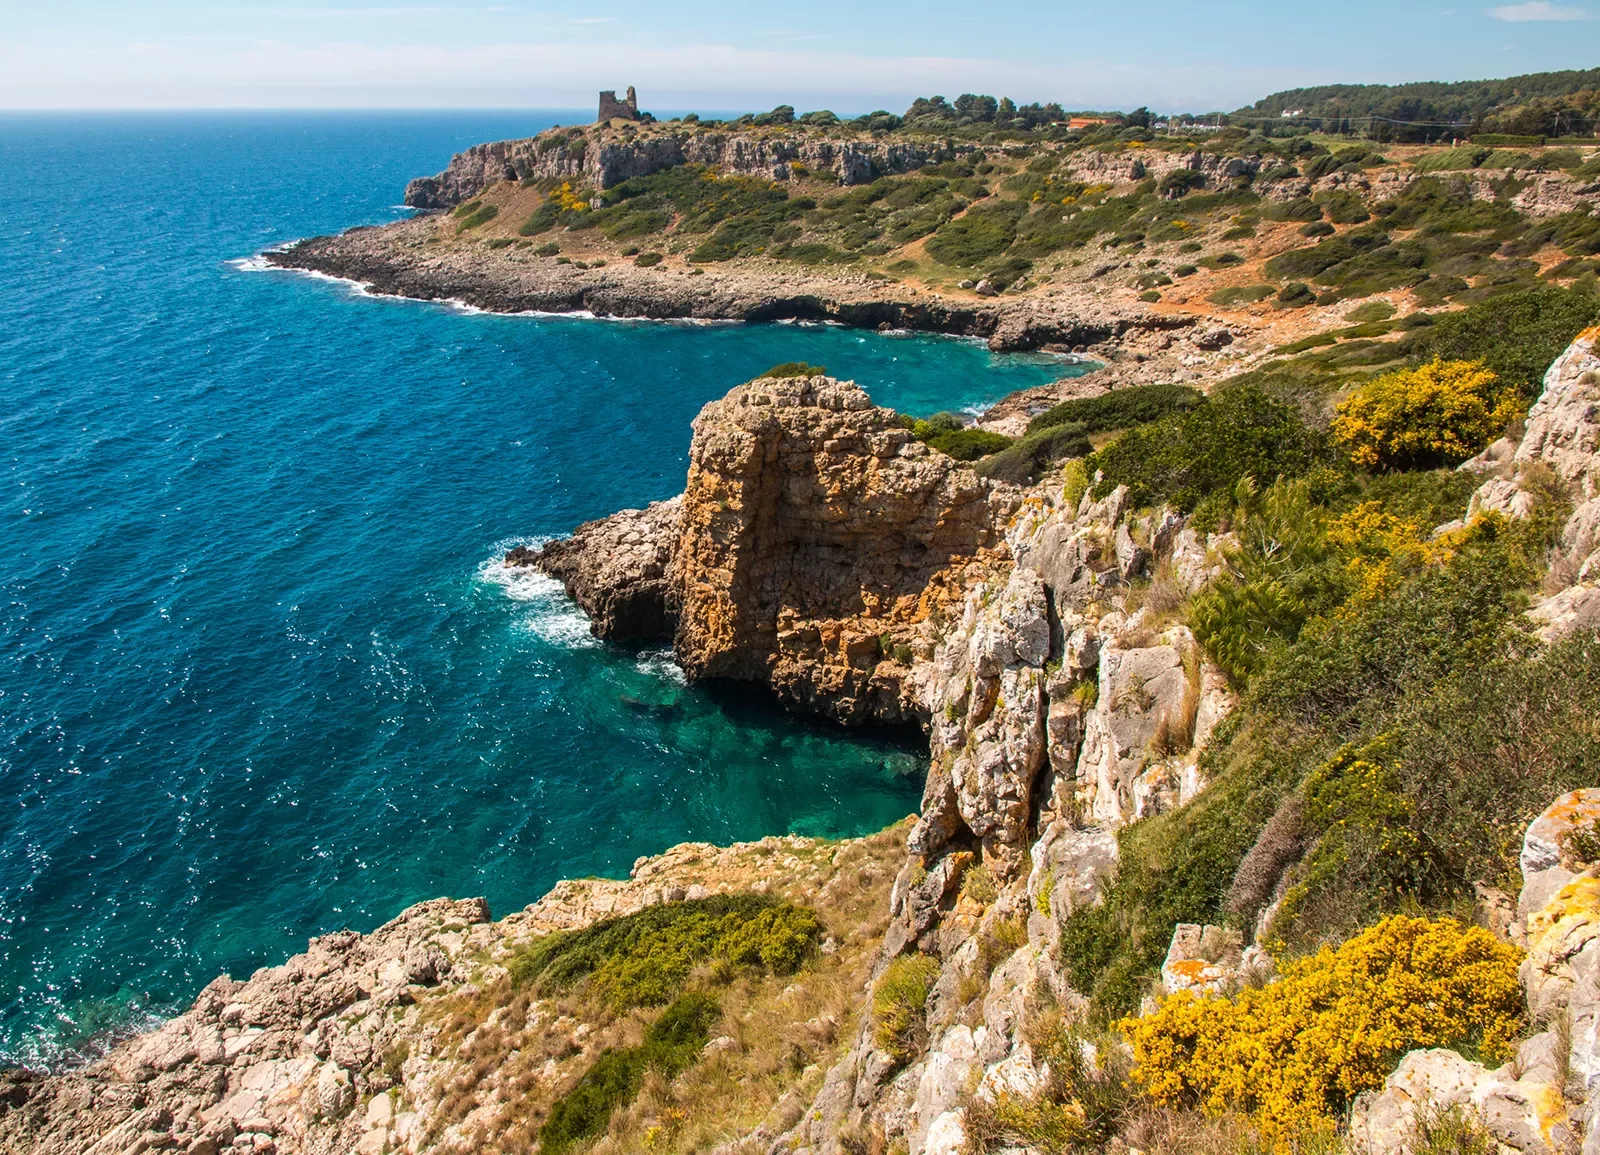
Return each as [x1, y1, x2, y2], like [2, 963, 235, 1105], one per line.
[550, 181, 590, 214]
[1121, 916, 1524, 1133]
[1331, 359, 1522, 470]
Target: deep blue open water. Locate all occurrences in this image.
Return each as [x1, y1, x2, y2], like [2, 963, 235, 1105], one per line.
[0, 112, 1082, 1065]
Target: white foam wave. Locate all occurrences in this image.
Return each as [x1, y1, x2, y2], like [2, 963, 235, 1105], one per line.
[227, 255, 275, 273]
[634, 648, 687, 685]
[476, 545, 599, 649]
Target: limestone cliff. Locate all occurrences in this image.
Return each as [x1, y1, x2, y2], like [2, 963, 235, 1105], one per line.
[513, 375, 1017, 725]
[405, 125, 942, 209]
[1462, 326, 1600, 639]
[517, 371, 1243, 1153]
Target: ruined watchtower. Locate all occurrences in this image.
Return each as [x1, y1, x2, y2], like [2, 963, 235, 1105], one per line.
[597, 87, 639, 123]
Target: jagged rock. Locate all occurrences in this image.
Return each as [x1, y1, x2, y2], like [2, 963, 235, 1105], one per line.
[1350, 1047, 1575, 1155]
[911, 1026, 978, 1153]
[512, 496, 681, 643]
[1467, 328, 1600, 637]
[921, 1108, 967, 1155]
[1075, 629, 1199, 827]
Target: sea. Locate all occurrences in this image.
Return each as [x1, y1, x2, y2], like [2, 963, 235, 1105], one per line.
[0, 111, 1088, 1066]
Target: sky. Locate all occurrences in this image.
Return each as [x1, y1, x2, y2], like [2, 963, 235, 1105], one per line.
[0, 1, 1594, 114]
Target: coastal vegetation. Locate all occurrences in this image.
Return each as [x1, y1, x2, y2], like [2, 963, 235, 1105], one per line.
[1123, 916, 1524, 1132]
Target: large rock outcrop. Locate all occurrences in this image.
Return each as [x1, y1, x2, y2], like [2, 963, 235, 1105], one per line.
[1463, 327, 1600, 641]
[514, 375, 1017, 725]
[404, 124, 943, 208]
[1349, 790, 1600, 1155]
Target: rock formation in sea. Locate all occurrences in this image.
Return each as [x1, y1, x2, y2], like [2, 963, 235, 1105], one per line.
[515, 374, 1015, 724]
[18, 330, 1600, 1155]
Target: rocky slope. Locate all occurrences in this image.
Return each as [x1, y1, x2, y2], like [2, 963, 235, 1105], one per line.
[0, 825, 911, 1155]
[509, 370, 1243, 1152]
[263, 216, 1170, 355]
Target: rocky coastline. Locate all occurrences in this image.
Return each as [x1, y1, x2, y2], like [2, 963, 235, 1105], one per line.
[11, 329, 1600, 1154]
[263, 216, 1173, 356]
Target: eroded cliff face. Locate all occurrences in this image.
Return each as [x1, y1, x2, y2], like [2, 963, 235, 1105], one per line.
[1464, 326, 1600, 640]
[404, 126, 941, 209]
[516, 376, 1017, 725]
[671, 377, 1015, 724]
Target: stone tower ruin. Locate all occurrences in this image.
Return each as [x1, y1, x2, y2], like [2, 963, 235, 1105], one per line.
[597, 87, 639, 123]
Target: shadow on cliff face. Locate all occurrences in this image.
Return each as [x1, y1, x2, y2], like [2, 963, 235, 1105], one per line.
[696, 676, 929, 767]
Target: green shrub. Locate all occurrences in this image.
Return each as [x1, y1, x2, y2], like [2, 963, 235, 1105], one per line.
[1086, 386, 1330, 511]
[1300, 221, 1335, 238]
[1408, 284, 1598, 399]
[926, 201, 1029, 265]
[1320, 189, 1371, 225]
[924, 427, 1013, 461]
[872, 954, 940, 1062]
[961, 864, 999, 905]
[520, 202, 560, 235]
[1263, 198, 1323, 223]
[1277, 282, 1317, 307]
[455, 202, 500, 232]
[977, 423, 1093, 485]
[1028, 383, 1203, 437]
[508, 894, 821, 1009]
[1344, 300, 1396, 323]
[1209, 284, 1275, 307]
[758, 362, 827, 379]
[538, 992, 721, 1154]
[635, 251, 663, 267]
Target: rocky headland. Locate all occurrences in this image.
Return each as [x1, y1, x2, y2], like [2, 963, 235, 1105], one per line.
[11, 323, 1600, 1154]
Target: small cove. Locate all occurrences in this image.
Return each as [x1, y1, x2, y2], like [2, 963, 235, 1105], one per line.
[0, 111, 1093, 1064]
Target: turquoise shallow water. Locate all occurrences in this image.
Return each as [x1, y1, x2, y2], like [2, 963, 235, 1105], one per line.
[0, 112, 1085, 1065]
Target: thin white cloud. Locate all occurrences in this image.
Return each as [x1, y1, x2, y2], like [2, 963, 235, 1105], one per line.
[0, 35, 1336, 112]
[566, 16, 617, 24]
[1488, 1, 1590, 19]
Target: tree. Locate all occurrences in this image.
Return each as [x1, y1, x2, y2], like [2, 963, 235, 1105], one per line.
[954, 93, 999, 123]
[1125, 106, 1153, 128]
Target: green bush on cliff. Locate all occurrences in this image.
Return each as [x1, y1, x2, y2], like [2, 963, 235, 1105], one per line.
[1406, 284, 1598, 399]
[872, 954, 940, 1062]
[1027, 384, 1204, 438]
[924, 427, 1014, 462]
[978, 423, 1092, 485]
[454, 202, 499, 232]
[758, 362, 826, 379]
[508, 893, 821, 1009]
[539, 992, 721, 1154]
[1085, 386, 1331, 512]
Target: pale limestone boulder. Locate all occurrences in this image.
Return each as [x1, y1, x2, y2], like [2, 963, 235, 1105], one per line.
[1076, 632, 1196, 827]
[921, 1108, 968, 1155]
[976, 1042, 1043, 1103]
[1530, 585, 1600, 645]
[911, 1026, 978, 1154]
